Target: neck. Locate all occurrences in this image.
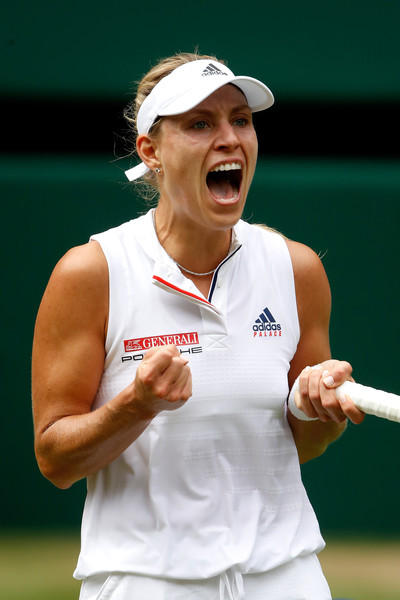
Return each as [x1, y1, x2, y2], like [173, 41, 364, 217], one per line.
[152, 208, 233, 277]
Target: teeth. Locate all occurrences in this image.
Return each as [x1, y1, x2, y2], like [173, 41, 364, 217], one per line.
[210, 163, 241, 172]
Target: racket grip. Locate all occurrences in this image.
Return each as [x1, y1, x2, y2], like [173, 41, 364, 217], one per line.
[336, 381, 400, 423]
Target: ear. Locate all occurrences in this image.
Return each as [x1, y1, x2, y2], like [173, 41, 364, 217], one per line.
[136, 134, 160, 171]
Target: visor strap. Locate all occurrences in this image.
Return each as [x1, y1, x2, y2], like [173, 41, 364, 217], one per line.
[125, 162, 150, 182]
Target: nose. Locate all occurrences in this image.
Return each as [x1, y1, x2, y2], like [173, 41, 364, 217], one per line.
[214, 121, 240, 150]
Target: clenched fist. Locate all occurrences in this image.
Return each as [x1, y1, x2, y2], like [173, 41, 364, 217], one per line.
[133, 344, 193, 418]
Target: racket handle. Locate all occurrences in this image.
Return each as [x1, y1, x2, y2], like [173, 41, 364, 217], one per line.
[337, 381, 400, 423]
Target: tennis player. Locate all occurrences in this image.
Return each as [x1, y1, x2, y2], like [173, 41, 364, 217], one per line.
[32, 52, 365, 599]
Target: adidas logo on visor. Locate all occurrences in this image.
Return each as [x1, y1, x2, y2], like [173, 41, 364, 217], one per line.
[253, 306, 282, 336]
[202, 63, 228, 77]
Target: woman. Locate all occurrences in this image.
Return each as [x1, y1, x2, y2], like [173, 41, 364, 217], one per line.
[32, 52, 365, 599]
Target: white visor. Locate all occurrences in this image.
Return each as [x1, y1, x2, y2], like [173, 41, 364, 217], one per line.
[125, 59, 274, 181]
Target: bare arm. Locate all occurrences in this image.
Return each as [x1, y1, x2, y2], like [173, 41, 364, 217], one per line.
[286, 239, 364, 464]
[32, 242, 191, 489]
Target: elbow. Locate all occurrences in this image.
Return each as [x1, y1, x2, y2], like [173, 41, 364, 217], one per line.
[48, 477, 74, 490]
[298, 442, 329, 464]
[34, 421, 84, 489]
[37, 459, 75, 490]
[35, 445, 77, 490]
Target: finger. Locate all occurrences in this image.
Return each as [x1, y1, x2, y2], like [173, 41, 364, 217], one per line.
[300, 365, 341, 422]
[308, 364, 324, 405]
[299, 362, 349, 422]
[337, 392, 365, 425]
[297, 367, 319, 419]
[141, 345, 180, 378]
[163, 355, 190, 386]
[170, 366, 193, 404]
[304, 364, 332, 421]
[317, 366, 356, 422]
[321, 361, 353, 389]
[152, 356, 192, 403]
[316, 377, 347, 422]
[157, 368, 193, 408]
[144, 343, 181, 362]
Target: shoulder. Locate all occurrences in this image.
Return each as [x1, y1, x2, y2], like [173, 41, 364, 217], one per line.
[285, 238, 331, 328]
[286, 237, 324, 270]
[51, 241, 108, 289]
[37, 241, 109, 334]
[285, 239, 330, 289]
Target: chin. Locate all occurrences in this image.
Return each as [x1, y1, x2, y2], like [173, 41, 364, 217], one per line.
[206, 196, 245, 229]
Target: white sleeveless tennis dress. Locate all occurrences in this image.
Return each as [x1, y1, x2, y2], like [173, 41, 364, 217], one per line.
[75, 210, 331, 599]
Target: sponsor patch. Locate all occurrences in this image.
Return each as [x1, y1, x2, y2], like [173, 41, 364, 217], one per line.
[124, 331, 199, 352]
[253, 307, 282, 337]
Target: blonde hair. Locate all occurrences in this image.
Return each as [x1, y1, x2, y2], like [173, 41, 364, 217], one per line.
[123, 51, 226, 201]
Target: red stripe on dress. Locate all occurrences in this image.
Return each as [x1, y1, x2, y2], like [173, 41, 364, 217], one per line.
[152, 275, 214, 306]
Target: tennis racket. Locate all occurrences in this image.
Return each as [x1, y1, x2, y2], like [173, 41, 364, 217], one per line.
[289, 381, 400, 423]
[336, 381, 400, 423]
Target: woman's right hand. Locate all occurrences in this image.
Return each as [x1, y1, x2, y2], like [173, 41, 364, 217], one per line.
[133, 345, 193, 418]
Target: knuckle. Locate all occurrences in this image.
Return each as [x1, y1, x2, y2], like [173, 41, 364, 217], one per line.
[157, 347, 173, 360]
[298, 373, 310, 394]
[139, 369, 155, 387]
[166, 393, 184, 407]
[308, 388, 320, 402]
[172, 356, 184, 369]
[322, 397, 336, 411]
[299, 370, 310, 383]
[166, 344, 179, 356]
[155, 381, 171, 399]
[336, 361, 352, 378]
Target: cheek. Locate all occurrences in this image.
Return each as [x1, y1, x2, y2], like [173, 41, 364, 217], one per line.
[160, 133, 202, 171]
[244, 132, 258, 176]
[250, 137, 259, 170]
[248, 129, 258, 155]
[161, 139, 206, 188]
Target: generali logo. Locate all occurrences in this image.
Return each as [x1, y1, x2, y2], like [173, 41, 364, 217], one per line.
[124, 331, 199, 352]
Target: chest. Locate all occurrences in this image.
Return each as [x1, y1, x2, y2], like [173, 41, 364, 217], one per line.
[103, 254, 298, 412]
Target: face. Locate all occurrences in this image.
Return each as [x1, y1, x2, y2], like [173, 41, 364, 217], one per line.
[150, 84, 258, 235]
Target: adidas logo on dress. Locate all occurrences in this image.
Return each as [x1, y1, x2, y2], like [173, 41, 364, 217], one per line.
[253, 307, 282, 337]
[201, 63, 228, 77]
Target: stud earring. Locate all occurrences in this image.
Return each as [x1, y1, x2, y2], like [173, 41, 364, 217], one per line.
[155, 167, 161, 174]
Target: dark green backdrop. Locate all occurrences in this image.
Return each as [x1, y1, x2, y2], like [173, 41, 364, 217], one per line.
[1, 0, 399, 537]
[2, 0, 399, 100]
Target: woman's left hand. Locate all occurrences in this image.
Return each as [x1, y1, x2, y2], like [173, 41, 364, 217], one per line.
[294, 360, 365, 424]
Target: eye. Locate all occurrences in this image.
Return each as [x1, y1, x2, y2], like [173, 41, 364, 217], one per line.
[233, 117, 249, 127]
[191, 120, 209, 130]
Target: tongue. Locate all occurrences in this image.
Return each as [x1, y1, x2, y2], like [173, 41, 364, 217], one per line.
[207, 176, 235, 200]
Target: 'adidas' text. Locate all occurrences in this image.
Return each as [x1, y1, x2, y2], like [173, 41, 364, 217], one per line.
[253, 306, 282, 337]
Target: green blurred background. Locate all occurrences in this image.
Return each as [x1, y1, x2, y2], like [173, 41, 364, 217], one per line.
[1, 0, 399, 556]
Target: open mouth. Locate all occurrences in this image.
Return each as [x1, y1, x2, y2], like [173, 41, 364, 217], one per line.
[206, 163, 242, 202]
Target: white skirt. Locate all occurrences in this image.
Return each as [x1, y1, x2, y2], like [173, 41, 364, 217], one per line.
[78, 552, 332, 600]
